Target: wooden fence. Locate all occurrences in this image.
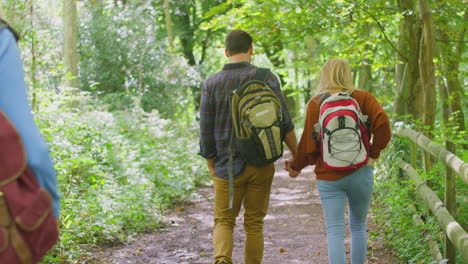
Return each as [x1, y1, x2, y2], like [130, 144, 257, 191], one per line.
[395, 126, 468, 263]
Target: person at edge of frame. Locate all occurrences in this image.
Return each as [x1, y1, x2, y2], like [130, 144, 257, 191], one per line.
[0, 21, 60, 218]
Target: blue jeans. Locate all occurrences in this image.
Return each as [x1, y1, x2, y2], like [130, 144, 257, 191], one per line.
[317, 166, 374, 264]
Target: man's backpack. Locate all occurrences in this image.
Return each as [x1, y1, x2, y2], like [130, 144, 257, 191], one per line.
[313, 92, 370, 170]
[227, 68, 284, 211]
[230, 68, 284, 167]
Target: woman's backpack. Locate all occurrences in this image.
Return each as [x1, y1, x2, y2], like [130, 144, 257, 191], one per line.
[313, 92, 370, 170]
[0, 112, 59, 264]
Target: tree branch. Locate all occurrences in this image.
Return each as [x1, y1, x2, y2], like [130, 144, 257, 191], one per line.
[435, 39, 468, 43]
[346, 0, 407, 61]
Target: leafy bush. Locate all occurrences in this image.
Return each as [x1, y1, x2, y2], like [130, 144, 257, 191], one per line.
[79, 1, 202, 118]
[35, 89, 207, 263]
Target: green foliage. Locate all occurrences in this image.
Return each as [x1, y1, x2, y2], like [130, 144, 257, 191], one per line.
[2, 0, 64, 97]
[204, 0, 401, 98]
[79, 1, 202, 117]
[35, 89, 207, 263]
[2, 0, 466, 262]
[372, 138, 433, 263]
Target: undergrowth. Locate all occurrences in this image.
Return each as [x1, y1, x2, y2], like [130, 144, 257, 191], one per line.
[35, 89, 207, 263]
[372, 122, 467, 264]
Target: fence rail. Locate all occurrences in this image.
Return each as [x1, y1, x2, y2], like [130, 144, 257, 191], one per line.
[396, 127, 468, 184]
[395, 126, 467, 263]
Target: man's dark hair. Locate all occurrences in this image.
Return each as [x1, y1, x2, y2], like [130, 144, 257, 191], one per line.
[225, 29, 252, 56]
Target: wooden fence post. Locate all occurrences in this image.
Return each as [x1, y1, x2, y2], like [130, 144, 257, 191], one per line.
[445, 141, 456, 264]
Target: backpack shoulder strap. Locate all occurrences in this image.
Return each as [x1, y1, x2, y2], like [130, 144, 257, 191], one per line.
[254, 67, 269, 82]
[0, 111, 27, 186]
[311, 92, 330, 142]
[317, 92, 331, 103]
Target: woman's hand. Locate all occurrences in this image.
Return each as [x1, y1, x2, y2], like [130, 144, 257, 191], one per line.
[367, 157, 375, 167]
[285, 159, 301, 178]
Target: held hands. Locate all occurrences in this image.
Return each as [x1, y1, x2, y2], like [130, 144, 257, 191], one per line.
[285, 159, 301, 178]
[366, 157, 375, 167]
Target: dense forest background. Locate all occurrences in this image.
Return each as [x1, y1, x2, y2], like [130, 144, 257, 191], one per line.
[0, 0, 466, 263]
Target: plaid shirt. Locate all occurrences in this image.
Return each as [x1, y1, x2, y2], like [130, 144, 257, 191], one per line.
[198, 62, 294, 180]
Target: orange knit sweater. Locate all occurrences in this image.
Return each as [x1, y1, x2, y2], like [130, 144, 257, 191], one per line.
[290, 90, 391, 181]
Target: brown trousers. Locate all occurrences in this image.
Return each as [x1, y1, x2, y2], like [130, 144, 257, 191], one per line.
[213, 164, 275, 264]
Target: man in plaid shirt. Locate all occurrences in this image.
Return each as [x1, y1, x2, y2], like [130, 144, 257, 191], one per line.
[199, 29, 298, 264]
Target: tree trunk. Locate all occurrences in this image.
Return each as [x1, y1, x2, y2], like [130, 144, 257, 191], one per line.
[358, 23, 373, 92]
[444, 141, 456, 264]
[436, 5, 466, 132]
[395, 0, 422, 120]
[175, 1, 196, 66]
[437, 75, 450, 128]
[30, 0, 38, 110]
[263, 40, 297, 120]
[357, 63, 372, 92]
[63, 0, 79, 88]
[163, 0, 174, 53]
[417, 0, 436, 131]
[305, 36, 315, 101]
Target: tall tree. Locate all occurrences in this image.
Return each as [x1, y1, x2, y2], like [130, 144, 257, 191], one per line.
[417, 0, 436, 131]
[63, 0, 79, 88]
[171, 0, 221, 66]
[357, 22, 373, 92]
[262, 37, 298, 120]
[30, 0, 38, 109]
[416, 0, 436, 177]
[163, 0, 174, 53]
[394, 0, 422, 120]
[435, 1, 466, 132]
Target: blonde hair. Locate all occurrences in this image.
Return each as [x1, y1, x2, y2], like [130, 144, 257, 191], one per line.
[317, 58, 356, 93]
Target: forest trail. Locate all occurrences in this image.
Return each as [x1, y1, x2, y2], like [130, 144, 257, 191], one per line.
[96, 152, 397, 264]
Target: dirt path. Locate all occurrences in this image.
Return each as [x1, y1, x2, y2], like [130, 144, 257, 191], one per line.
[97, 153, 396, 264]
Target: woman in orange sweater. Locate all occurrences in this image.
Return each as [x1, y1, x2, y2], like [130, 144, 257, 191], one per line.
[286, 59, 391, 264]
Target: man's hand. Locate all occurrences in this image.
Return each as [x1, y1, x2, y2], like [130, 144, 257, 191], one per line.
[367, 157, 375, 167]
[206, 158, 215, 176]
[285, 159, 301, 178]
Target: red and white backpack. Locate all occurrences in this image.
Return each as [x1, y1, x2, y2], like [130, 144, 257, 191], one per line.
[313, 92, 370, 170]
